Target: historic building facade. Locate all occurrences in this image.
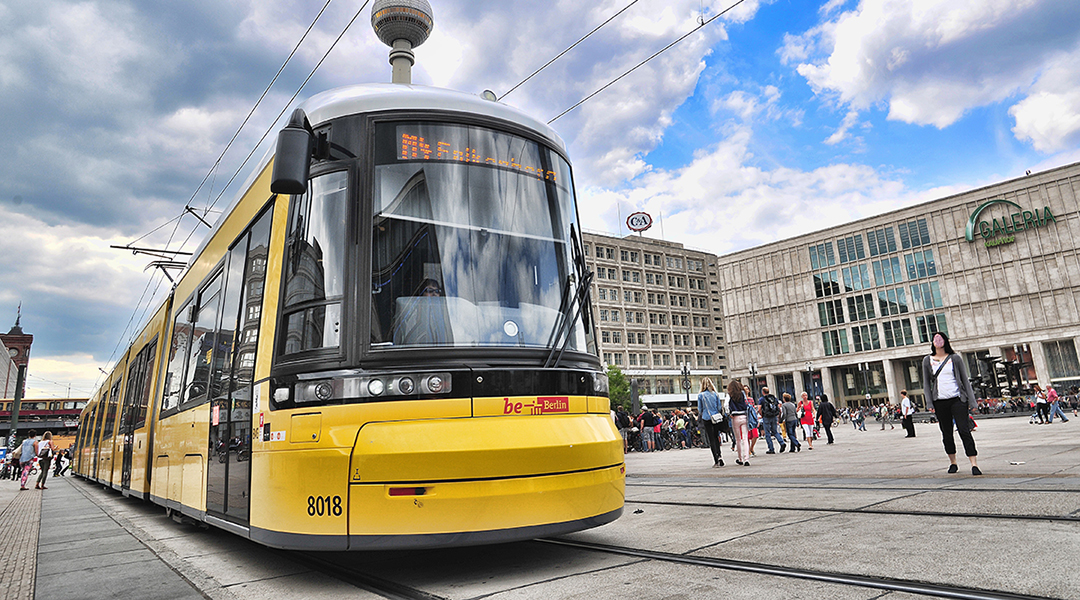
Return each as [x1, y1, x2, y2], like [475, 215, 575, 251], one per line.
[582, 232, 726, 404]
[718, 162, 1080, 408]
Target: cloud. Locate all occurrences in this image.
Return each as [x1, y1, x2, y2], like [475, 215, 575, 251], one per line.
[824, 109, 863, 145]
[786, 0, 1080, 140]
[579, 119, 921, 255]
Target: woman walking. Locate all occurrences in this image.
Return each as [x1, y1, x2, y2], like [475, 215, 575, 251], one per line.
[922, 332, 981, 475]
[35, 431, 53, 490]
[727, 380, 751, 466]
[696, 377, 725, 467]
[798, 392, 816, 450]
[818, 393, 838, 444]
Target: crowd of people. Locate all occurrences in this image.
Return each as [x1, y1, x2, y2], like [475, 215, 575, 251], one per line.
[3, 430, 71, 489]
[613, 332, 1036, 477]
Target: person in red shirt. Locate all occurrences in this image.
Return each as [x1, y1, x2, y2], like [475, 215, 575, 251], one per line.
[798, 392, 816, 450]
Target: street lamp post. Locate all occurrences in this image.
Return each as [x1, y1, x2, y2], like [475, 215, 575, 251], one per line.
[748, 361, 758, 401]
[805, 361, 814, 396]
[681, 363, 692, 407]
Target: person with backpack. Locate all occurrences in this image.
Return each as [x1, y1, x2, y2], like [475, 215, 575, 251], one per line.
[757, 387, 786, 454]
[35, 431, 54, 490]
[615, 406, 632, 453]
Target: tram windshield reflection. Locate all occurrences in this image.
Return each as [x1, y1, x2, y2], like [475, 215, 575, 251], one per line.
[370, 121, 586, 351]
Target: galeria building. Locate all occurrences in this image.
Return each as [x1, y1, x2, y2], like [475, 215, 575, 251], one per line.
[717, 162, 1080, 409]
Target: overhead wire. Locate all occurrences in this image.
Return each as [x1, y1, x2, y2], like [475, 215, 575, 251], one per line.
[548, 0, 751, 124]
[96, 0, 351, 384]
[499, 0, 643, 101]
[203, 0, 373, 216]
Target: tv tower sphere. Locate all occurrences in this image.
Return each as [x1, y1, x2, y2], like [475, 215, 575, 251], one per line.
[371, 0, 434, 49]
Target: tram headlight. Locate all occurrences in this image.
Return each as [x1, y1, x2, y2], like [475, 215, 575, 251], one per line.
[594, 372, 609, 395]
[314, 382, 334, 401]
[426, 375, 445, 393]
[368, 379, 386, 396]
[397, 377, 415, 395]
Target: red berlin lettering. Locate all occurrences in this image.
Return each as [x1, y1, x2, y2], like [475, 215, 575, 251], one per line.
[502, 397, 569, 415]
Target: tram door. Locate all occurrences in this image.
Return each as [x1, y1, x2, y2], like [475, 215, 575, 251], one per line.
[205, 209, 272, 523]
[119, 360, 139, 489]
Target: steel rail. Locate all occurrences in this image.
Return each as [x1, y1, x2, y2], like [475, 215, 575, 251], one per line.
[624, 498, 1080, 523]
[538, 538, 1055, 600]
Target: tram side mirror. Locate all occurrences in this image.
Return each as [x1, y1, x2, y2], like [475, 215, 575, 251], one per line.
[271, 108, 314, 195]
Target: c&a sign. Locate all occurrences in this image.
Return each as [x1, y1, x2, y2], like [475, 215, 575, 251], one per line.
[964, 198, 1056, 248]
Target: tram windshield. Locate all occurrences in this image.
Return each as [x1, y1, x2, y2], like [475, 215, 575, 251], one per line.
[370, 121, 587, 351]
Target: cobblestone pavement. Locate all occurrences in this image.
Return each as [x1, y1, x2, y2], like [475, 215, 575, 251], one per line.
[0, 485, 40, 600]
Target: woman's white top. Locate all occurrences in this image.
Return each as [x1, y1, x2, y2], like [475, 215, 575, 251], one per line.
[930, 356, 960, 399]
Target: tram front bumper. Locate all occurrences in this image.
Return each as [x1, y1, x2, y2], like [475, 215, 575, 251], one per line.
[347, 414, 625, 547]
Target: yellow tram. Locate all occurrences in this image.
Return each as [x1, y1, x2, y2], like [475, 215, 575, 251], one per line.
[73, 78, 625, 549]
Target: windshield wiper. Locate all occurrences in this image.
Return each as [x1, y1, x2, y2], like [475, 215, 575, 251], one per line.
[544, 226, 593, 369]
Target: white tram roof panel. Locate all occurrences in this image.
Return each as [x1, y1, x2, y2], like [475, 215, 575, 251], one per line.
[302, 84, 568, 154]
[185, 84, 570, 270]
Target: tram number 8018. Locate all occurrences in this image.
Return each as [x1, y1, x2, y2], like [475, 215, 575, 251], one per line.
[307, 495, 343, 517]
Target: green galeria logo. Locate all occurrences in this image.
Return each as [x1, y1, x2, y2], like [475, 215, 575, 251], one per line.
[965, 198, 1056, 247]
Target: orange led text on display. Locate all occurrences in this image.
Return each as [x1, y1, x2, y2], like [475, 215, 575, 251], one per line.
[400, 134, 556, 182]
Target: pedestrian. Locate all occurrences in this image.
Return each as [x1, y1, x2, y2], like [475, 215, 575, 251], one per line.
[35, 431, 53, 490]
[900, 390, 916, 438]
[53, 448, 66, 478]
[1032, 384, 1049, 424]
[746, 389, 761, 457]
[798, 392, 815, 450]
[615, 406, 632, 453]
[880, 402, 895, 430]
[58, 449, 72, 477]
[696, 377, 725, 467]
[780, 393, 801, 452]
[1047, 385, 1069, 423]
[818, 392, 838, 444]
[18, 430, 39, 491]
[923, 332, 981, 476]
[727, 380, 751, 466]
[757, 387, 786, 454]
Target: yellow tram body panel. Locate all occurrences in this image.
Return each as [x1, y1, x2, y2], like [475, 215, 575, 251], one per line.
[245, 396, 624, 549]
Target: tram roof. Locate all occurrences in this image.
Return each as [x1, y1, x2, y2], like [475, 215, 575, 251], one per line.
[185, 84, 569, 270]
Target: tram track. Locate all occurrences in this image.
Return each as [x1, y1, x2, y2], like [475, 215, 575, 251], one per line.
[537, 537, 1056, 600]
[623, 498, 1080, 523]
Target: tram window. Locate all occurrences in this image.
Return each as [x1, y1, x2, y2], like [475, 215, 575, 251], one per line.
[183, 272, 223, 409]
[102, 378, 122, 440]
[280, 171, 346, 355]
[162, 300, 193, 415]
[134, 341, 156, 429]
[369, 121, 583, 351]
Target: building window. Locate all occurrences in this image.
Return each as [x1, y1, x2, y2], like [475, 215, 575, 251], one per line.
[818, 299, 845, 326]
[621, 250, 629, 261]
[878, 288, 909, 316]
[644, 254, 653, 266]
[882, 319, 915, 348]
[598, 289, 607, 300]
[602, 331, 611, 343]
[607, 268, 617, 279]
[634, 292, 642, 303]
[851, 324, 881, 352]
[606, 248, 615, 259]
[630, 251, 639, 263]
[814, 270, 841, 298]
[904, 250, 936, 280]
[842, 264, 871, 292]
[595, 245, 604, 258]
[629, 354, 638, 366]
[867, 227, 897, 257]
[597, 269, 605, 280]
[809, 242, 837, 270]
[636, 312, 644, 324]
[823, 329, 850, 356]
[612, 331, 622, 344]
[651, 333, 659, 345]
[583, 244, 590, 256]
[600, 310, 609, 321]
[837, 235, 866, 264]
[909, 281, 943, 311]
[1045, 340, 1080, 381]
[899, 218, 931, 249]
[846, 294, 876, 321]
[872, 257, 904, 287]
[915, 314, 948, 343]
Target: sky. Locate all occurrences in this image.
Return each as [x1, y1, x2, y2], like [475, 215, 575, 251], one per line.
[3, 0, 1080, 399]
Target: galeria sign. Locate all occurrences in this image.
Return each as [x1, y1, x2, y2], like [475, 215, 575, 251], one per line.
[964, 199, 1056, 247]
